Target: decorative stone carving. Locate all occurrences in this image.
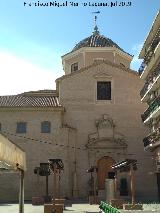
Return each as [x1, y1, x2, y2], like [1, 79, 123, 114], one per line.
[95, 114, 115, 129]
[86, 114, 127, 149]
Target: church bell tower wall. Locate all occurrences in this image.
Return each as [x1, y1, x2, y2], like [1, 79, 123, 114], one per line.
[58, 61, 158, 200]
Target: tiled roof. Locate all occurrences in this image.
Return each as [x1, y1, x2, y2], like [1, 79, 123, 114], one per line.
[71, 34, 132, 56]
[0, 90, 61, 107]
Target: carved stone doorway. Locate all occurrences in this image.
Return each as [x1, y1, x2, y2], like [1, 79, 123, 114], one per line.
[97, 156, 115, 190]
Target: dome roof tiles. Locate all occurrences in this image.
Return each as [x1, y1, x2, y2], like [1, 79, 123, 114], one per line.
[71, 34, 131, 56]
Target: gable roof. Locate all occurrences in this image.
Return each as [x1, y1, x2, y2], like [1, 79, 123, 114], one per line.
[56, 59, 139, 82]
[0, 90, 61, 108]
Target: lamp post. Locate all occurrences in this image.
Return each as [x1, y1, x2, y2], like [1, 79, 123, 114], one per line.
[48, 159, 64, 199]
[40, 163, 50, 200]
[87, 166, 98, 204]
[34, 163, 51, 202]
[19, 169, 24, 213]
[130, 164, 135, 205]
[34, 166, 41, 195]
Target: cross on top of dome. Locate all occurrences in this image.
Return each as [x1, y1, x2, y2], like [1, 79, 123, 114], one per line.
[92, 11, 100, 35]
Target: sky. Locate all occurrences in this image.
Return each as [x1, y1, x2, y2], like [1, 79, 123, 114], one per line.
[0, 0, 159, 95]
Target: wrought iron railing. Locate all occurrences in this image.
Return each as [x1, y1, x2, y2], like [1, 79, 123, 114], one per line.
[143, 37, 160, 65]
[140, 82, 151, 98]
[141, 96, 160, 122]
[143, 127, 160, 148]
[143, 137, 150, 147]
[140, 63, 160, 98]
[138, 61, 145, 76]
[138, 28, 160, 76]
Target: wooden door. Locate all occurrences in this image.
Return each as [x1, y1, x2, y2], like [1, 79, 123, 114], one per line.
[97, 156, 115, 190]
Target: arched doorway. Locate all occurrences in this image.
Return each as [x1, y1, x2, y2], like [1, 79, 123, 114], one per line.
[97, 156, 115, 190]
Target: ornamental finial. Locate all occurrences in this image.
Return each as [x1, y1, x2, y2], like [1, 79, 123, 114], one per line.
[92, 11, 100, 35]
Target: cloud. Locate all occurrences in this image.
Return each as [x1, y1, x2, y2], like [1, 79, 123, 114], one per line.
[130, 43, 143, 71]
[132, 43, 143, 52]
[0, 51, 62, 95]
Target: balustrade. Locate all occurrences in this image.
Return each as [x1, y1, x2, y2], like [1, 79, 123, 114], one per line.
[140, 63, 160, 98]
[141, 96, 160, 122]
[143, 127, 160, 148]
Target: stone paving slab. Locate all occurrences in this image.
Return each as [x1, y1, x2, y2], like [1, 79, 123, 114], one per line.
[0, 204, 43, 213]
[1, 203, 160, 213]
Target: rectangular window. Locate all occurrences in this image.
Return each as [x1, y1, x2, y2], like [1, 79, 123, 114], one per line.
[0, 123, 1, 132]
[71, 62, 78, 72]
[41, 121, 51, 133]
[97, 81, 111, 100]
[16, 122, 27, 133]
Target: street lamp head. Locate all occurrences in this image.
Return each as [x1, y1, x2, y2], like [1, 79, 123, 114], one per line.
[48, 159, 64, 172]
[34, 163, 50, 176]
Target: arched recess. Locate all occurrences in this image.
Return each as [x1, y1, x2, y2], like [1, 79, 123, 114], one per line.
[97, 156, 115, 190]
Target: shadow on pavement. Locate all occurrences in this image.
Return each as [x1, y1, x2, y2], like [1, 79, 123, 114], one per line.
[0, 204, 12, 206]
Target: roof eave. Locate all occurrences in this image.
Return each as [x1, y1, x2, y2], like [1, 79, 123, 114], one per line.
[0, 106, 64, 111]
[139, 10, 160, 59]
[62, 46, 133, 61]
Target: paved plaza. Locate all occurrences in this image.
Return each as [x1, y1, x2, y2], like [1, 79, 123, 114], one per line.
[1, 203, 160, 213]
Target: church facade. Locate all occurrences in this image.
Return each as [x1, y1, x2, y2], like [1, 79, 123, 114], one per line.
[0, 25, 158, 201]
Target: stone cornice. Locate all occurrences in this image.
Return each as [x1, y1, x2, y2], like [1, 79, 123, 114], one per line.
[0, 106, 64, 112]
[62, 46, 133, 61]
[86, 137, 127, 150]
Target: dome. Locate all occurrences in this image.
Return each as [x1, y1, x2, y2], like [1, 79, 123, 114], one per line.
[65, 14, 132, 56]
[72, 33, 130, 56]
